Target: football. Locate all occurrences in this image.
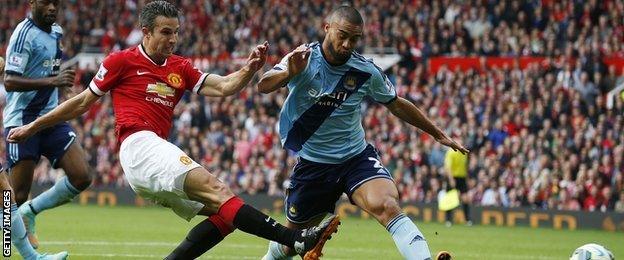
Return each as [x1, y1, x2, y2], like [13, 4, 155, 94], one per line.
[570, 244, 615, 260]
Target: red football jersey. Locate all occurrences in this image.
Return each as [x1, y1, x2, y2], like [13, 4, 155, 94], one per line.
[89, 44, 207, 145]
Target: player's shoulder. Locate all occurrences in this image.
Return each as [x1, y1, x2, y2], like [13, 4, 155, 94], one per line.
[51, 23, 63, 35]
[349, 51, 384, 78]
[305, 42, 321, 49]
[101, 47, 140, 70]
[11, 19, 33, 34]
[306, 42, 321, 55]
[109, 46, 141, 59]
[7, 19, 40, 53]
[9, 19, 36, 41]
[166, 54, 193, 66]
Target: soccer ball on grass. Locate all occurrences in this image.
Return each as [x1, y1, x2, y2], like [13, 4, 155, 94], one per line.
[569, 243, 614, 260]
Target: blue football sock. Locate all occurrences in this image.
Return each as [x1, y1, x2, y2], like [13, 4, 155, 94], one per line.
[6, 204, 38, 259]
[386, 213, 432, 260]
[263, 241, 293, 260]
[30, 176, 80, 214]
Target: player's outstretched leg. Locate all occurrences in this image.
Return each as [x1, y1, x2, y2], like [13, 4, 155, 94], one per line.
[18, 175, 83, 249]
[18, 141, 93, 249]
[0, 172, 68, 260]
[263, 240, 294, 260]
[170, 168, 340, 260]
[165, 215, 233, 259]
[352, 178, 432, 260]
[262, 214, 329, 260]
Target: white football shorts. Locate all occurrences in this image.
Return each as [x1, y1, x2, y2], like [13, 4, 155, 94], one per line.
[119, 130, 204, 221]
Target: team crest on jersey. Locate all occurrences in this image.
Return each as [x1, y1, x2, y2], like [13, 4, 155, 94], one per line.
[146, 82, 175, 98]
[344, 75, 357, 91]
[288, 205, 297, 216]
[179, 155, 192, 166]
[167, 73, 183, 88]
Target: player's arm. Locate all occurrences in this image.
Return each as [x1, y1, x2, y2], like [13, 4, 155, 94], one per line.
[257, 46, 310, 93]
[8, 51, 124, 142]
[7, 89, 100, 143]
[4, 31, 74, 92]
[385, 97, 469, 154]
[198, 42, 269, 97]
[4, 69, 75, 92]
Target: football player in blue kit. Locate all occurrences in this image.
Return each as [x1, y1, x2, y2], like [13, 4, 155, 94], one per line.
[3, 0, 92, 253]
[1, 49, 67, 259]
[258, 5, 467, 260]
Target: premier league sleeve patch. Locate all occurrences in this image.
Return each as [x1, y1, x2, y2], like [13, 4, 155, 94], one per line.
[95, 64, 108, 81]
[5, 52, 29, 74]
[8, 55, 23, 67]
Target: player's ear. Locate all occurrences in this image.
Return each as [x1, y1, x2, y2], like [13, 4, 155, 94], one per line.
[324, 23, 330, 34]
[141, 26, 151, 38]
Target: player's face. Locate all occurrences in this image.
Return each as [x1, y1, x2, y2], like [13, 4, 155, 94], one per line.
[324, 19, 363, 63]
[145, 16, 179, 58]
[30, 0, 59, 26]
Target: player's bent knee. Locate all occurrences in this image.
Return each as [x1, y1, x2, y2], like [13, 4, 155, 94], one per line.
[14, 190, 30, 205]
[370, 197, 402, 224]
[207, 180, 234, 201]
[184, 168, 235, 210]
[69, 169, 93, 191]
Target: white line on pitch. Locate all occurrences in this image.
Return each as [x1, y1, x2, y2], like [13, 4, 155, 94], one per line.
[70, 253, 260, 259]
[40, 240, 390, 254]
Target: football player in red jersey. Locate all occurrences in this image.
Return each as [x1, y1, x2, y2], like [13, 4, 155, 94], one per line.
[7, 1, 339, 259]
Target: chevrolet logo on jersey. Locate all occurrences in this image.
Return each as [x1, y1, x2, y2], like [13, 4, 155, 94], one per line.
[146, 82, 175, 98]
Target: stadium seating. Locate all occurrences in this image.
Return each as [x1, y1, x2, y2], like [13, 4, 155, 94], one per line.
[0, 0, 622, 213]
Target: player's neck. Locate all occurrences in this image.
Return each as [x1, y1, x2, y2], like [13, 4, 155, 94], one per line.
[141, 42, 166, 65]
[30, 17, 52, 33]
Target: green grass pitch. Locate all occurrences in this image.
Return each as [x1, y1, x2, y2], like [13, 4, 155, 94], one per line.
[10, 204, 623, 259]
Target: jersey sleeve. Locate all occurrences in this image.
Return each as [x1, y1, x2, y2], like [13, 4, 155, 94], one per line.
[366, 65, 397, 104]
[4, 31, 32, 75]
[272, 52, 290, 71]
[182, 59, 208, 94]
[89, 52, 124, 96]
[271, 44, 310, 89]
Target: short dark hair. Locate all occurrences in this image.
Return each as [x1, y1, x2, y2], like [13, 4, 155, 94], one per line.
[140, 1, 179, 31]
[327, 5, 363, 25]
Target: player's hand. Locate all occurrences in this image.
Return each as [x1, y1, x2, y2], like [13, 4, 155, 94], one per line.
[247, 41, 269, 72]
[51, 69, 75, 88]
[287, 46, 311, 77]
[436, 134, 469, 155]
[6, 124, 35, 143]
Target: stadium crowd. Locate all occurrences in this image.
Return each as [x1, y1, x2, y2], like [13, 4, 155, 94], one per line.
[1, 0, 623, 213]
